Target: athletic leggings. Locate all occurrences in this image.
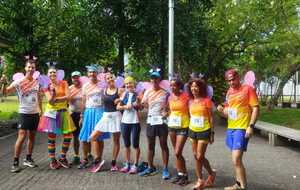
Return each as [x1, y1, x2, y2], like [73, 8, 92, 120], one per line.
[48, 133, 73, 161]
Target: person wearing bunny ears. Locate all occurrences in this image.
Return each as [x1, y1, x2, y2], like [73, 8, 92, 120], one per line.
[139, 68, 170, 180]
[68, 71, 83, 165]
[37, 62, 76, 170]
[6, 55, 42, 173]
[78, 65, 110, 172]
[217, 69, 259, 190]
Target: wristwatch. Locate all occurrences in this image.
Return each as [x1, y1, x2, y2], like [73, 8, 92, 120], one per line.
[249, 124, 255, 129]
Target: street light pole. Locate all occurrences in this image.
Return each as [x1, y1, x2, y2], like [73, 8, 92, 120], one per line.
[168, 0, 174, 80]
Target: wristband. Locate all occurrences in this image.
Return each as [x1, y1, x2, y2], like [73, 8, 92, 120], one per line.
[249, 124, 255, 129]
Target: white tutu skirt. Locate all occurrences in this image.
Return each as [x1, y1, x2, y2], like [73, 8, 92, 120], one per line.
[94, 111, 122, 133]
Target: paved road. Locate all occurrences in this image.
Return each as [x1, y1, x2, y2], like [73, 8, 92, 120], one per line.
[0, 119, 299, 190]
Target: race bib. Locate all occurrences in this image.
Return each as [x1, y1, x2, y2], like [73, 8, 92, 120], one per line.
[91, 96, 101, 104]
[44, 111, 57, 119]
[168, 115, 181, 128]
[150, 116, 163, 125]
[190, 116, 204, 128]
[23, 94, 37, 105]
[228, 108, 238, 120]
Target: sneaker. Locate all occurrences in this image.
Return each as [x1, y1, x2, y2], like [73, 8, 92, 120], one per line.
[192, 179, 205, 190]
[204, 171, 216, 188]
[137, 162, 148, 173]
[120, 163, 130, 173]
[128, 165, 138, 174]
[224, 183, 245, 190]
[171, 174, 182, 184]
[71, 156, 81, 165]
[23, 158, 37, 168]
[177, 175, 189, 186]
[11, 164, 21, 173]
[110, 165, 119, 172]
[49, 160, 61, 170]
[162, 168, 170, 180]
[57, 158, 70, 169]
[138, 167, 157, 177]
[90, 160, 105, 173]
[77, 159, 90, 169]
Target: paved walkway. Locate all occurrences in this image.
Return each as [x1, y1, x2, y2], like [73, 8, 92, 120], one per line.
[0, 120, 299, 190]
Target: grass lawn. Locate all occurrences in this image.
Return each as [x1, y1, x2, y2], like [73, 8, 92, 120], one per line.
[259, 106, 300, 130]
[0, 96, 19, 120]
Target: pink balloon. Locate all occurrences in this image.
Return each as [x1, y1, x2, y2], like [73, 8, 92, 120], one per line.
[115, 76, 124, 88]
[80, 76, 89, 85]
[13, 73, 25, 81]
[57, 70, 65, 81]
[244, 71, 256, 87]
[33, 71, 40, 79]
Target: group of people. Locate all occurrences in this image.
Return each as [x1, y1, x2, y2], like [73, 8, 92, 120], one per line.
[5, 56, 259, 190]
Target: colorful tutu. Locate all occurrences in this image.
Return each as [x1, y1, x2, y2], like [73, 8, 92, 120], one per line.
[94, 111, 122, 133]
[79, 107, 110, 142]
[38, 109, 76, 135]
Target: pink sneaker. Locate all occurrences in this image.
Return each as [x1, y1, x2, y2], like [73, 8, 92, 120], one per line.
[128, 165, 138, 174]
[49, 160, 61, 170]
[110, 165, 119, 172]
[120, 163, 130, 173]
[90, 160, 105, 173]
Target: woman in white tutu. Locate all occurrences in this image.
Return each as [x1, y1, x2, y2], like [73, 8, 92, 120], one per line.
[90, 73, 124, 171]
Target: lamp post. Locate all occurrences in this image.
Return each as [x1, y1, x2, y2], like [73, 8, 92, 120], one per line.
[168, 0, 174, 79]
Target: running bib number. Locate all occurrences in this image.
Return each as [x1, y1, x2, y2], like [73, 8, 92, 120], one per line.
[168, 115, 181, 127]
[150, 116, 163, 125]
[44, 111, 57, 119]
[190, 116, 204, 128]
[228, 108, 238, 120]
[23, 94, 37, 105]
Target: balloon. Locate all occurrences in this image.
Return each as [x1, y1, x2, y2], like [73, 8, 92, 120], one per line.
[13, 73, 25, 81]
[57, 70, 65, 81]
[79, 76, 89, 85]
[33, 71, 40, 79]
[115, 76, 124, 88]
[244, 71, 256, 87]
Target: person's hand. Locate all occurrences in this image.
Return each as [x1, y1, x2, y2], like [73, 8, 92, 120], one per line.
[126, 103, 133, 110]
[217, 105, 224, 113]
[245, 127, 254, 139]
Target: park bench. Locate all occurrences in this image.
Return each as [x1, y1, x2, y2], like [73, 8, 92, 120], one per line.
[255, 121, 300, 146]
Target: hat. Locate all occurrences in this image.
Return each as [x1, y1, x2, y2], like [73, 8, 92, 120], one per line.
[71, 71, 81, 77]
[225, 69, 239, 80]
[124, 76, 135, 84]
[150, 71, 161, 78]
[86, 65, 98, 72]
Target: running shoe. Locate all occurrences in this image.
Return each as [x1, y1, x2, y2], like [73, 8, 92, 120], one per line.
[192, 179, 205, 190]
[77, 159, 90, 169]
[162, 168, 170, 180]
[110, 165, 119, 172]
[23, 158, 37, 168]
[171, 174, 182, 184]
[90, 160, 105, 173]
[177, 175, 189, 186]
[137, 162, 148, 173]
[87, 154, 94, 162]
[138, 167, 157, 177]
[128, 165, 138, 174]
[11, 164, 21, 173]
[49, 160, 61, 170]
[120, 163, 130, 173]
[57, 158, 70, 169]
[71, 156, 81, 165]
[224, 183, 246, 190]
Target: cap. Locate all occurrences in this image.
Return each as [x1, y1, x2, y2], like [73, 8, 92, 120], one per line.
[85, 65, 98, 72]
[71, 71, 81, 77]
[150, 71, 161, 78]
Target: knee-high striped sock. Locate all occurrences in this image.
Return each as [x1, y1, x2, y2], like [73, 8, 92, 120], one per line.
[60, 133, 73, 159]
[48, 133, 56, 161]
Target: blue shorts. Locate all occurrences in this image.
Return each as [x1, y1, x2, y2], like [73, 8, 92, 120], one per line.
[226, 129, 249, 151]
